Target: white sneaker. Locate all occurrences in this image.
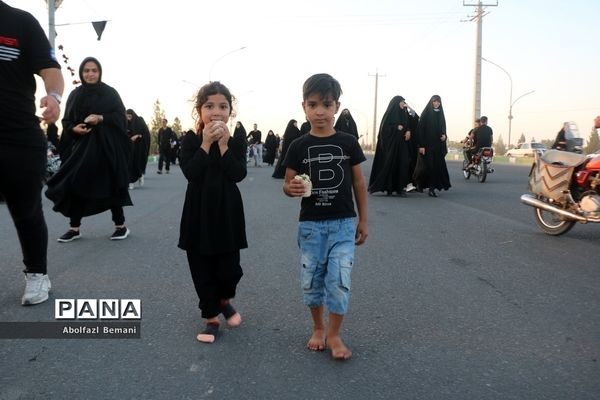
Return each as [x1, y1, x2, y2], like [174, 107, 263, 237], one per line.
[138, 175, 144, 187]
[22, 273, 51, 306]
[405, 183, 416, 192]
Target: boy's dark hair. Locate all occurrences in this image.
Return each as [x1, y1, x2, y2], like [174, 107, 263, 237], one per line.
[480, 116, 488, 124]
[302, 73, 342, 101]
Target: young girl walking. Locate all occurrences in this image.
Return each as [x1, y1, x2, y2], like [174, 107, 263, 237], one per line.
[178, 81, 248, 343]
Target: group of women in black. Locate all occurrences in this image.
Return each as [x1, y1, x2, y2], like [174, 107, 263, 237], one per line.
[369, 94, 451, 197]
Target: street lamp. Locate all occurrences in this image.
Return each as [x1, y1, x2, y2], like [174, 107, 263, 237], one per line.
[481, 57, 536, 148]
[509, 90, 536, 145]
[209, 46, 247, 82]
[481, 57, 512, 145]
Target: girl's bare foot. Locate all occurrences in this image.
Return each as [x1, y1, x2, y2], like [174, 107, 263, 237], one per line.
[196, 320, 219, 343]
[221, 301, 242, 328]
[327, 335, 352, 360]
[225, 312, 242, 327]
[307, 328, 326, 351]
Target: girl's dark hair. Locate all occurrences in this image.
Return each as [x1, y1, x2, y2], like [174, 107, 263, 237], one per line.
[194, 81, 235, 132]
[302, 73, 342, 101]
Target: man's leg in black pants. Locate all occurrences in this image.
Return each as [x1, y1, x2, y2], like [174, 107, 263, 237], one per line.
[0, 146, 51, 305]
[158, 151, 164, 173]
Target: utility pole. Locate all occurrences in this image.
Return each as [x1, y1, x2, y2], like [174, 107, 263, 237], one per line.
[463, 1, 498, 122]
[368, 70, 385, 150]
[48, 0, 56, 48]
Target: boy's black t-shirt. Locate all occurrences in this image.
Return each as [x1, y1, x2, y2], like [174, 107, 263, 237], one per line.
[0, 3, 61, 148]
[283, 131, 366, 221]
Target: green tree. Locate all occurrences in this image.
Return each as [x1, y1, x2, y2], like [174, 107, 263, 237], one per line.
[149, 100, 165, 155]
[494, 135, 506, 155]
[585, 127, 600, 154]
[172, 117, 183, 136]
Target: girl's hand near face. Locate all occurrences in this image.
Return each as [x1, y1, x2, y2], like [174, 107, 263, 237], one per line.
[201, 121, 227, 153]
[216, 122, 231, 152]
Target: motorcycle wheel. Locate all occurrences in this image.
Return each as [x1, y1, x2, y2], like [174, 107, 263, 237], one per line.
[478, 162, 487, 183]
[462, 160, 471, 179]
[533, 207, 576, 236]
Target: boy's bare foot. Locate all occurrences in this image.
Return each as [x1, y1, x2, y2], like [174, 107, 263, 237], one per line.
[327, 335, 352, 360]
[307, 328, 326, 351]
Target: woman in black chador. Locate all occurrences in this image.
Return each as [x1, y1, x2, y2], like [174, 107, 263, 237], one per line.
[263, 130, 278, 166]
[272, 119, 302, 179]
[368, 96, 413, 196]
[334, 108, 359, 139]
[126, 109, 151, 187]
[46, 57, 132, 241]
[416, 94, 451, 197]
[233, 121, 247, 143]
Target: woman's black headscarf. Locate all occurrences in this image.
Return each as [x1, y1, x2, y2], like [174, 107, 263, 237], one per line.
[334, 108, 359, 139]
[272, 119, 302, 179]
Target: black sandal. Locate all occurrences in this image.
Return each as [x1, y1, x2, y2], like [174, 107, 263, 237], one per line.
[196, 321, 220, 343]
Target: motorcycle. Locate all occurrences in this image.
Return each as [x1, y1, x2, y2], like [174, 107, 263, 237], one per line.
[462, 147, 495, 183]
[520, 149, 600, 235]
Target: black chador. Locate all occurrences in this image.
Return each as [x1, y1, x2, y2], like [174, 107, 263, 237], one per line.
[126, 109, 151, 182]
[272, 119, 302, 179]
[46, 57, 132, 217]
[368, 96, 412, 195]
[334, 108, 359, 139]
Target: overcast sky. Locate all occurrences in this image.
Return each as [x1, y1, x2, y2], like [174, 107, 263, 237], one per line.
[10, 0, 600, 146]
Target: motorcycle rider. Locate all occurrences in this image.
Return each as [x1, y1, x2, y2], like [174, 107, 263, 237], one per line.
[551, 122, 580, 152]
[461, 118, 479, 167]
[467, 116, 493, 169]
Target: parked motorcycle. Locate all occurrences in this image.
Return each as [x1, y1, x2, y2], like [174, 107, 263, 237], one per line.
[462, 147, 494, 183]
[520, 149, 600, 235]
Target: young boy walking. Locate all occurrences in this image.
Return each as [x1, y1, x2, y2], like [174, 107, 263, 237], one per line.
[283, 73, 368, 360]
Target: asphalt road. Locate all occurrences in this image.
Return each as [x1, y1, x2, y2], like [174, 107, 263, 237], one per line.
[1, 157, 599, 400]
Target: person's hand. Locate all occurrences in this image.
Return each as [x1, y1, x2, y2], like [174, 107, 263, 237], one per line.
[405, 131, 411, 141]
[216, 122, 231, 148]
[73, 123, 91, 136]
[397, 124, 404, 131]
[203, 121, 227, 145]
[441, 134, 447, 141]
[40, 95, 60, 124]
[84, 114, 103, 126]
[355, 220, 368, 245]
[284, 178, 306, 197]
[419, 147, 426, 155]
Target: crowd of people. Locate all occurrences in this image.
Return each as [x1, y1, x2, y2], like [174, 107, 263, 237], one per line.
[1, 14, 365, 360]
[10, 1, 600, 363]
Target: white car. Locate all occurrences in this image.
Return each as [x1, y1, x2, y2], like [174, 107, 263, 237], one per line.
[505, 142, 546, 157]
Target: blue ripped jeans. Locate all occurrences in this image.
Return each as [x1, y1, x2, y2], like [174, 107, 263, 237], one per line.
[297, 218, 355, 315]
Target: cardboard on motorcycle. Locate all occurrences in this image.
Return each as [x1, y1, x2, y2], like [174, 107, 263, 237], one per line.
[528, 150, 587, 203]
